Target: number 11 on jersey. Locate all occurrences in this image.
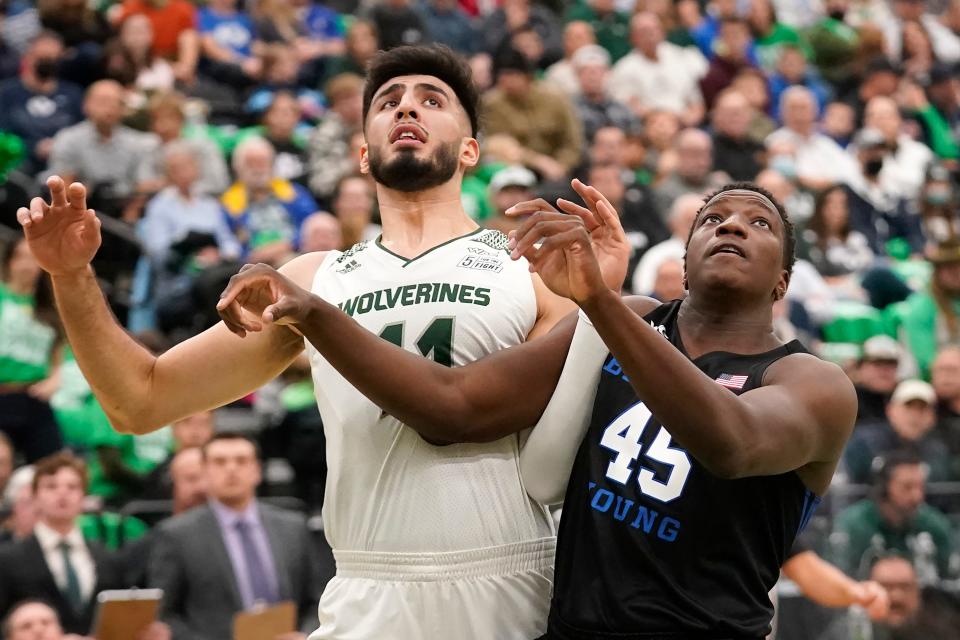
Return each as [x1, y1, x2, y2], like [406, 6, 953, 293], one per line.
[600, 402, 692, 503]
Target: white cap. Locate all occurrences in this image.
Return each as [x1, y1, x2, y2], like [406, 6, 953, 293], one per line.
[862, 335, 901, 362]
[572, 44, 611, 69]
[489, 165, 537, 194]
[890, 379, 936, 406]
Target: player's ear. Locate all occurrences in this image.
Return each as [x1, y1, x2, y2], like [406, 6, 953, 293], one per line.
[459, 137, 480, 169]
[772, 269, 789, 301]
[359, 142, 370, 175]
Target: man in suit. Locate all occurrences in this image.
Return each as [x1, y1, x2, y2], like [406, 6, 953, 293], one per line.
[0, 453, 127, 635]
[148, 432, 319, 639]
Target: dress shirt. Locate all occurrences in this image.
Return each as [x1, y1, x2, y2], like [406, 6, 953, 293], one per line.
[209, 499, 281, 610]
[34, 521, 96, 604]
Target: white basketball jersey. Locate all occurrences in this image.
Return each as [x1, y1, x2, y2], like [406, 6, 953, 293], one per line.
[306, 229, 554, 553]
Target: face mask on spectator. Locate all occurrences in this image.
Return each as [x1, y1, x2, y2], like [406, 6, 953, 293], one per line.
[925, 187, 952, 205]
[33, 58, 59, 81]
[865, 157, 884, 177]
[769, 155, 796, 180]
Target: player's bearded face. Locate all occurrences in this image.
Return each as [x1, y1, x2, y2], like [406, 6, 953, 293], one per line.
[367, 138, 460, 192]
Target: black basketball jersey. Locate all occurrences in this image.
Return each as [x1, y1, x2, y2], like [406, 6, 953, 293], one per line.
[548, 300, 821, 640]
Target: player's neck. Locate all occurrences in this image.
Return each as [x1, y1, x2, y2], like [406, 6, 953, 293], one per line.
[376, 182, 478, 257]
[678, 294, 780, 358]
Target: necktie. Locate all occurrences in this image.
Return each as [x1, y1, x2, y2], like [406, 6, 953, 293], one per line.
[57, 540, 83, 613]
[234, 520, 277, 605]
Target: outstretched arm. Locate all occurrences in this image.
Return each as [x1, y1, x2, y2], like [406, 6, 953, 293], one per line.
[17, 177, 311, 434]
[217, 263, 577, 444]
[509, 209, 857, 494]
[783, 550, 890, 620]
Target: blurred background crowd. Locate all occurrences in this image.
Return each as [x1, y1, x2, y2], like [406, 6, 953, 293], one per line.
[2, 0, 960, 637]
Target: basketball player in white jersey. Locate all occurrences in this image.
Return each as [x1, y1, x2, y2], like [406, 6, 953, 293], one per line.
[16, 45, 627, 639]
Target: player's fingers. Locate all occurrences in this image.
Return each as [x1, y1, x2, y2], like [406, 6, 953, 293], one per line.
[218, 299, 249, 337]
[47, 175, 68, 207]
[67, 182, 88, 211]
[217, 264, 272, 308]
[512, 215, 584, 259]
[504, 198, 559, 217]
[526, 228, 589, 272]
[596, 199, 627, 240]
[262, 296, 298, 323]
[556, 198, 600, 231]
[512, 210, 581, 243]
[16, 207, 32, 229]
[29, 197, 48, 224]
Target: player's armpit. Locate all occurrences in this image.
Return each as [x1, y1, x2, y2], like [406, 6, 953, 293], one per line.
[724, 354, 857, 493]
[528, 273, 578, 339]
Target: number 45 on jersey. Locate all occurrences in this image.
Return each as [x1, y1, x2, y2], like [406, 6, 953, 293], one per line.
[600, 402, 692, 503]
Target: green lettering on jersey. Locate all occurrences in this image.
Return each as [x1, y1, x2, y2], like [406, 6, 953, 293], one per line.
[337, 283, 495, 317]
[379, 317, 454, 367]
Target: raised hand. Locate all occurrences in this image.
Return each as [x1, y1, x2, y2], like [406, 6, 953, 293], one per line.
[217, 263, 315, 337]
[505, 178, 630, 292]
[16, 176, 102, 277]
[507, 201, 615, 304]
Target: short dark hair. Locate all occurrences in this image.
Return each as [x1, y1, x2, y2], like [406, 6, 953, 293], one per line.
[363, 44, 480, 138]
[201, 431, 262, 462]
[32, 452, 88, 494]
[687, 182, 796, 277]
[873, 448, 924, 495]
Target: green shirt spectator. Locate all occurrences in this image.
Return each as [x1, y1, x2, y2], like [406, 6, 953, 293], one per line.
[0, 283, 57, 384]
[78, 511, 149, 550]
[565, 0, 631, 62]
[804, 16, 859, 85]
[835, 451, 957, 581]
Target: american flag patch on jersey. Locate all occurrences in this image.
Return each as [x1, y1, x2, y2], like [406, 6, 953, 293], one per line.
[716, 373, 748, 389]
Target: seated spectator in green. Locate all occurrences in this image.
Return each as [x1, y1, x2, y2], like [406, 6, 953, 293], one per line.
[84, 408, 172, 507]
[885, 242, 960, 379]
[746, 0, 808, 73]
[0, 236, 64, 463]
[844, 380, 952, 484]
[835, 450, 957, 581]
[564, 0, 630, 62]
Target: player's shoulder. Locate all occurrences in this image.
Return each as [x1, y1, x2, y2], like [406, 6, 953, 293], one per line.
[766, 351, 857, 411]
[622, 295, 663, 318]
[278, 250, 335, 288]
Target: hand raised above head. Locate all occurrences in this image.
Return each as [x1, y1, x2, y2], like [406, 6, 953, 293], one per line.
[506, 179, 630, 300]
[16, 176, 101, 277]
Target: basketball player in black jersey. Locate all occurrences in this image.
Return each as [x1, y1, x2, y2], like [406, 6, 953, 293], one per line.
[217, 182, 857, 639]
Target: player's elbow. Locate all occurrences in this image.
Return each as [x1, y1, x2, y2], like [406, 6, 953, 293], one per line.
[106, 405, 164, 435]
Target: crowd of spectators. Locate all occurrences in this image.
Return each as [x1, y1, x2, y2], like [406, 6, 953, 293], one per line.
[3, 0, 960, 636]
